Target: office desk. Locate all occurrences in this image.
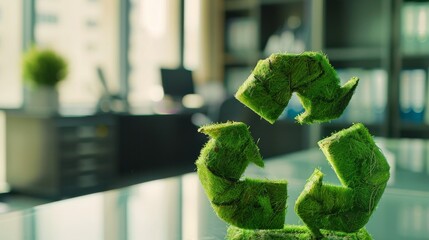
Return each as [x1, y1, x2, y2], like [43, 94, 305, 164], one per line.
[0, 139, 428, 240]
[4, 112, 204, 199]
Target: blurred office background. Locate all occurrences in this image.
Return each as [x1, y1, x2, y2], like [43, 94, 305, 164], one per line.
[0, 0, 428, 200]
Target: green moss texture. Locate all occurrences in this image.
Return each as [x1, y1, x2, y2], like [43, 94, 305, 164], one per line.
[235, 52, 358, 124]
[227, 225, 371, 240]
[196, 121, 288, 229]
[295, 123, 390, 237]
[194, 51, 390, 239]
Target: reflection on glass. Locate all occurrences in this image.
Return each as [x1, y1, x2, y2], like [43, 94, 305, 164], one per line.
[35, 0, 119, 109]
[102, 189, 128, 240]
[128, 178, 181, 240]
[410, 139, 425, 173]
[0, 0, 22, 108]
[0, 139, 428, 239]
[0, 211, 25, 240]
[182, 173, 228, 240]
[368, 190, 429, 239]
[427, 141, 429, 175]
[35, 195, 103, 240]
[181, 174, 199, 239]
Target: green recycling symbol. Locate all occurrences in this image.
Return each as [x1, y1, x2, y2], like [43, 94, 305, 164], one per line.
[195, 52, 390, 239]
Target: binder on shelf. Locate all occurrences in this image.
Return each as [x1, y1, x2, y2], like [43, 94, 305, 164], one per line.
[425, 67, 429, 125]
[410, 69, 426, 123]
[401, 2, 429, 55]
[400, 69, 426, 123]
[402, 3, 418, 54]
[263, 24, 306, 56]
[338, 68, 370, 123]
[226, 17, 258, 54]
[336, 68, 387, 124]
[400, 70, 412, 122]
[225, 67, 253, 95]
[371, 69, 388, 123]
[359, 70, 374, 123]
[336, 69, 354, 122]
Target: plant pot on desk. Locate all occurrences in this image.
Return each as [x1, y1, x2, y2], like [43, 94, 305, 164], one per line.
[22, 46, 68, 115]
[24, 85, 59, 115]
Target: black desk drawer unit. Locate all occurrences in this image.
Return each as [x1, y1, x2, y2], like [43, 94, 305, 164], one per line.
[117, 114, 205, 176]
[6, 113, 116, 199]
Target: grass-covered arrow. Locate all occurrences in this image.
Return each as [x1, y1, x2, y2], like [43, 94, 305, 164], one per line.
[196, 121, 287, 229]
[295, 123, 390, 238]
[195, 51, 390, 239]
[235, 52, 358, 124]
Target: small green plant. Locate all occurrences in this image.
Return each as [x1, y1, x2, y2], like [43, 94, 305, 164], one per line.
[22, 46, 68, 88]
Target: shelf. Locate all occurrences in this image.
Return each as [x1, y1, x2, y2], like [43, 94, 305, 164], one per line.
[224, 0, 257, 11]
[224, 52, 261, 66]
[320, 122, 386, 138]
[324, 48, 386, 61]
[403, 0, 429, 2]
[219, 0, 428, 140]
[260, 0, 304, 5]
[259, 0, 306, 51]
[400, 123, 429, 131]
[225, 0, 303, 10]
[323, 0, 389, 49]
[400, 124, 429, 138]
[323, 47, 388, 69]
[402, 54, 429, 69]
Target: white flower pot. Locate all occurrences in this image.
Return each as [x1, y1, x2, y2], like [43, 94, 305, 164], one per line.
[24, 86, 59, 115]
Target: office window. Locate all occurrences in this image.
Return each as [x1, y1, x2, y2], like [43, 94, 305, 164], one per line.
[128, 0, 180, 109]
[0, 0, 22, 191]
[0, 0, 23, 108]
[184, 0, 223, 85]
[35, 0, 120, 111]
[184, 0, 201, 70]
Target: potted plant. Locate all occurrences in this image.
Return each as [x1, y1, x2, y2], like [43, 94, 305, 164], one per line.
[22, 46, 68, 114]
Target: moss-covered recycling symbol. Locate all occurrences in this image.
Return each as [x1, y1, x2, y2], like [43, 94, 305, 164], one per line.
[195, 52, 390, 239]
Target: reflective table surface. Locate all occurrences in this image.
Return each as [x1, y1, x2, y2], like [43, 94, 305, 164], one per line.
[0, 138, 428, 240]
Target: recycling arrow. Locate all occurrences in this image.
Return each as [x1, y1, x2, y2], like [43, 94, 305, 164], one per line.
[196, 122, 287, 229]
[295, 123, 390, 237]
[195, 51, 390, 239]
[235, 52, 359, 124]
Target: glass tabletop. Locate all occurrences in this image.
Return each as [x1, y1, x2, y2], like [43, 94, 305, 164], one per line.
[0, 138, 428, 240]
